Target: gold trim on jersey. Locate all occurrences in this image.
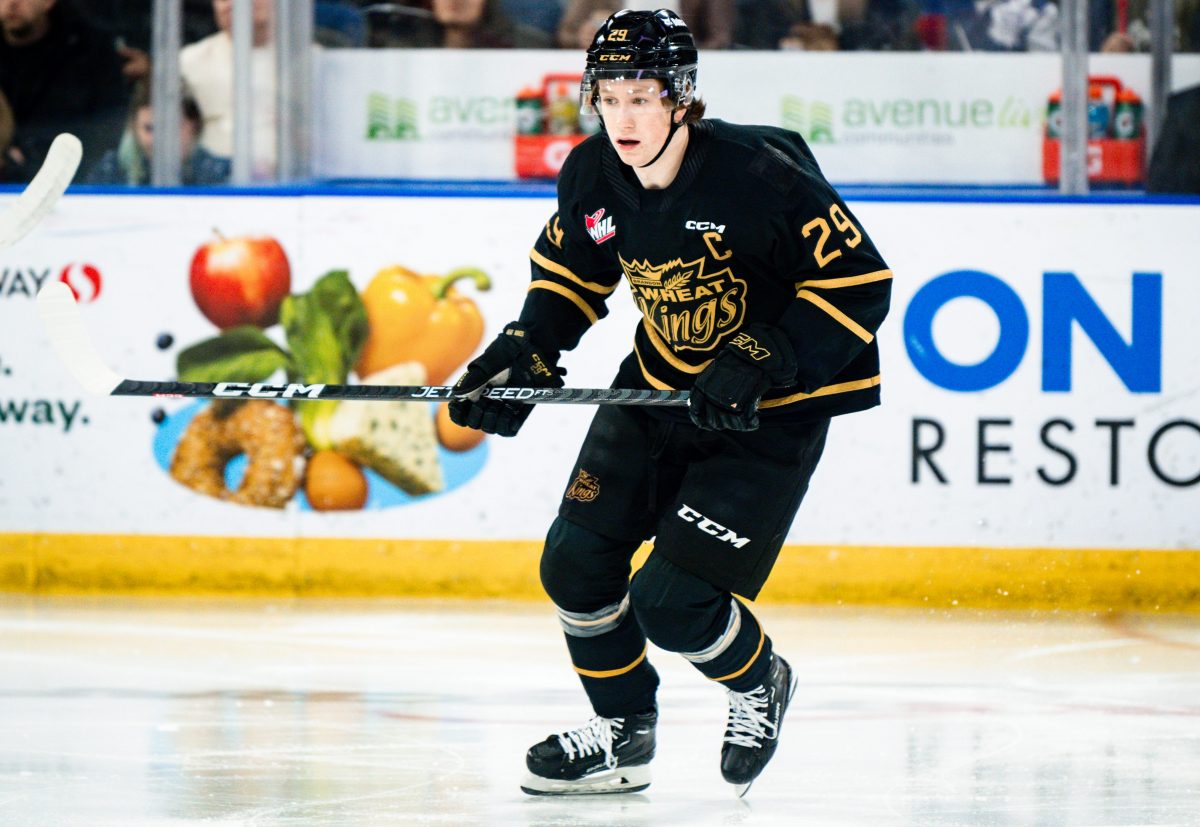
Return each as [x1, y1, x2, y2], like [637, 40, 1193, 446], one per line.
[796, 268, 893, 291]
[634, 342, 677, 390]
[641, 318, 712, 375]
[528, 280, 599, 324]
[712, 622, 765, 682]
[759, 374, 882, 409]
[573, 645, 648, 678]
[545, 215, 565, 249]
[530, 248, 620, 295]
[797, 289, 874, 343]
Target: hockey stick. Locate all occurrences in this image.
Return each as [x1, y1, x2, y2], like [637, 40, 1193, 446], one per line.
[37, 281, 690, 406]
[0, 134, 83, 250]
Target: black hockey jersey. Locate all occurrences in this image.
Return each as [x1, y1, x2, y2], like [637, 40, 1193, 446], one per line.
[518, 119, 892, 423]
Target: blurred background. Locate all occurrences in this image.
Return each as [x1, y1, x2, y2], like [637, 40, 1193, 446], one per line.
[2, 3, 1199, 824]
[1, 0, 1197, 190]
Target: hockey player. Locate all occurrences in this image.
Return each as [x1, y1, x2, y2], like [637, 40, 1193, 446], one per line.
[449, 8, 891, 797]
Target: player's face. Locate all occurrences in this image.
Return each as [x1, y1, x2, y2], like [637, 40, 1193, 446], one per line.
[596, 79, 677, 166]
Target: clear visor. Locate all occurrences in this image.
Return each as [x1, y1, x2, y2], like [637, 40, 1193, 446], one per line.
[580, 65, 696, 114]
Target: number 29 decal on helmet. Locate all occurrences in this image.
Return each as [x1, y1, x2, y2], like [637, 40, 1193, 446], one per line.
[579, 9, 699, 117]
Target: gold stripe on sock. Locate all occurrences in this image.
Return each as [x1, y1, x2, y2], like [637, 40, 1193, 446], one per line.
[712, 623, 765, 683]
[574, 646, 648, 679]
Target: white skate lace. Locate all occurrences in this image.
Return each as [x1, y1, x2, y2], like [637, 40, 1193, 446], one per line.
[723, 686, 776, 749]
[556, 716, 621, 769]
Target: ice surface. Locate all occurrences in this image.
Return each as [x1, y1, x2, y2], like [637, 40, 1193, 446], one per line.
[0, 597, 1197, 826]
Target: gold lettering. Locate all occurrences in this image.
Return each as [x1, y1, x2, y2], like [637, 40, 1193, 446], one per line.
[665, 308, 691, 343]
[719, 288, 740, 326]
[692, 300, 717, 343]
[703, 231, 731, 261]
[608, 28, 629, 41]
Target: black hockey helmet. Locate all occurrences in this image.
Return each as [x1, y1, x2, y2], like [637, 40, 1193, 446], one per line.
[580, 9, 699, 113]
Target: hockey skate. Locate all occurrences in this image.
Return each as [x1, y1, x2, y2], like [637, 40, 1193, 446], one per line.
[720, 654, 797, 797]
[520, 709, 657, 796]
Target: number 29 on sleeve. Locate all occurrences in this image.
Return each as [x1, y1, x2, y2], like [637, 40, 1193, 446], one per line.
[801, 203, 862, 268]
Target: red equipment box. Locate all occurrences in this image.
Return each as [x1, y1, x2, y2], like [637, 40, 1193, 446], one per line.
[514, 74, 590, 179]
[1042, 75, 1145, 186]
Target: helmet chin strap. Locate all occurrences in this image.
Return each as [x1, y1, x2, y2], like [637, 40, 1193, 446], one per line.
[637, 111, 686, 169]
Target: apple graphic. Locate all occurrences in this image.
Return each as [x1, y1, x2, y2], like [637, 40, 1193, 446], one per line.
[189, 232, 291, 329]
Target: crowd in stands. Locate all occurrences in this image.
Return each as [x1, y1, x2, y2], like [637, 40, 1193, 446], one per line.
[0, 0, 1197, 187]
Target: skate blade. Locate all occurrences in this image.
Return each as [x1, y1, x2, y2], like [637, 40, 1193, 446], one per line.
[730, 671, 799, 800]
[520, 764, 651, 796]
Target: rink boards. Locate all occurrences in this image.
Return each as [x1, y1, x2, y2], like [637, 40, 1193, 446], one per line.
[1, 191, 1197, 609]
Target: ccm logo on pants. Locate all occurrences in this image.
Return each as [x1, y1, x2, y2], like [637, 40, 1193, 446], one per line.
[677, 505, 751, 548]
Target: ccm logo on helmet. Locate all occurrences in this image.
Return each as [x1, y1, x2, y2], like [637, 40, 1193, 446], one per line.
[214, 382, 326, 399]
[677, 505, 750, 548]
[685, 220, 726, 233]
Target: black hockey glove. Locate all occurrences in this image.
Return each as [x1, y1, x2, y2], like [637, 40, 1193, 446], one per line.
[448, 322, 565, 437]
[689, 324, 797, 432]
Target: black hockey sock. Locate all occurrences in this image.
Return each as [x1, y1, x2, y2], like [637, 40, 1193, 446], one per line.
[682, 598, 774, 693]
[559, 598, 660, 719]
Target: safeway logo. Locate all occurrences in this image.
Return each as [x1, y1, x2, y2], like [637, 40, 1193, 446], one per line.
[677, 504, 750, 548]
[0, 262, 102, 302]
[585, 208, 615, 244]
[60, 263, 103, 302]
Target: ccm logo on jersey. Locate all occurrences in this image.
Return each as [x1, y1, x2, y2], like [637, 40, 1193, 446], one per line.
[585, 208, 616, 244]
[214, 382, 326, 399]
[684, 220, 726, 233]
[677, 505, 750, 548]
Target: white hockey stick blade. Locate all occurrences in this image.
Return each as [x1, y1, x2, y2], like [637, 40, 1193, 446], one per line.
[37, 281, 122, 396]
[0, 133, 83, 250]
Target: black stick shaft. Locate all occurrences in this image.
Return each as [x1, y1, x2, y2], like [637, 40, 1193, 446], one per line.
[112, 379, 690, 406]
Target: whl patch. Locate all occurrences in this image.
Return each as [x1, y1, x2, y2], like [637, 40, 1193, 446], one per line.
[584, 209, 615, 244]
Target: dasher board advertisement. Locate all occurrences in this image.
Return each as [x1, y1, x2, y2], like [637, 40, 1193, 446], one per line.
[2, 193, 1198, 551]
[314, 51, 1200, 184]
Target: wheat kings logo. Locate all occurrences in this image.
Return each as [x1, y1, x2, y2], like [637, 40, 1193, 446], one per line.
[566, 469, 600, 502]
[620, 254, 747, 352]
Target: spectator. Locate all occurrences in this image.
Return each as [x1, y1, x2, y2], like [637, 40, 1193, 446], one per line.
[179, 0, 277, 178]
[680, 0, 737, 48]
[315, 0, 368, 47]
[732, 0, 810, 49]
[559, 0, 624, 48]
[839, 0, 922, 48]
[370, 0, 552, 47]
[500, 0, 563, 38]
[945, 0, 1060, 51]
[87, 79, 230, 186]
[1094, 0, 1199, 52]
[72, 0, 220, 50]
[429, 0, 553, 47]
[0, 0, 127, 183]
[779, 20, 840, 48]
